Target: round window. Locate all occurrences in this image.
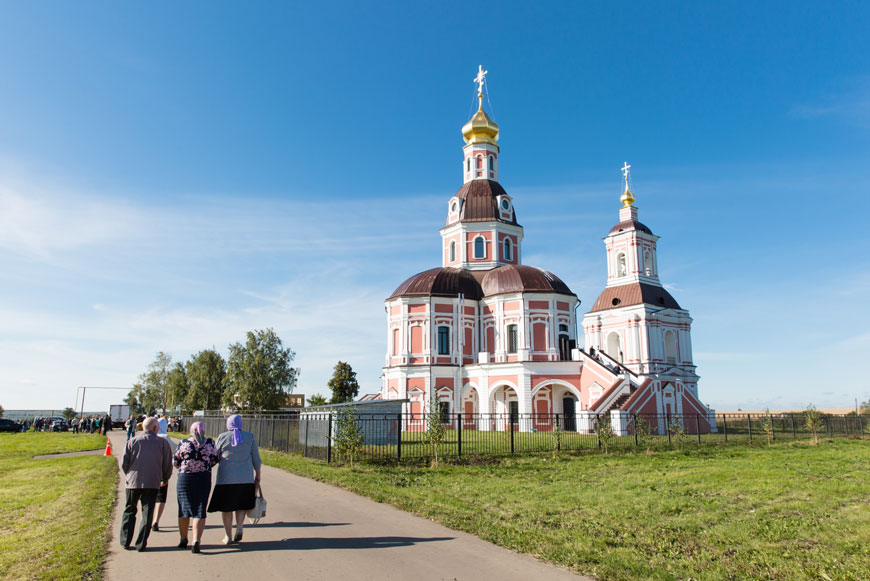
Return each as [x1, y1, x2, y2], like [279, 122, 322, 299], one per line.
[611, 298, 621, 306]
[501, 199, 510, 210]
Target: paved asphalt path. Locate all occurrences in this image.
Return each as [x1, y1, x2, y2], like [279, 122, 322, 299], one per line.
[104, 430, 590, 580]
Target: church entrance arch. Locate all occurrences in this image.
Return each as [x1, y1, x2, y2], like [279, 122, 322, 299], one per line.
[490, 384, 518, 431]
[462, 384, 479, 430]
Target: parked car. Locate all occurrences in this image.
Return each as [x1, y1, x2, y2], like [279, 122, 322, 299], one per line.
[0, 418, 24, 432]
[49, 418, 69, 432]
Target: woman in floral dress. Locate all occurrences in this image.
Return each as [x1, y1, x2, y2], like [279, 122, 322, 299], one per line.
[173, 421, 220, 553]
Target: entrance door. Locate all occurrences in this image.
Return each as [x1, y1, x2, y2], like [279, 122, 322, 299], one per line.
[562, 397, 576, 431]
[509, 401, 519, 429]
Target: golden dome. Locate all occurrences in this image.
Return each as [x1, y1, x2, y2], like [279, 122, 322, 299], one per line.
[462, 101, 499, 144]
[620, 182, 635, 207]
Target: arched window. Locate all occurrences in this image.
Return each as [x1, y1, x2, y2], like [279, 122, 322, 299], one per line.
[449, 240, 456, 262]
[466, 158, 470, 172]
[392, 328, 399, 356]
[644, 250, 652, 276]
[437, 326, 450, 355]
[503, 237, 512, 261]
[606, 332, 621, 361]
[617, 253, 627, 277]
[665, 330, 677, 364]
[474, 236, 486, 259]
[488, 156, 494, 171]
[476, 156, 482, 169]
[507, 324, 518, 354]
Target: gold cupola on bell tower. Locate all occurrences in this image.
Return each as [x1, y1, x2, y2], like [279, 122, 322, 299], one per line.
[462, 65, 499, 145]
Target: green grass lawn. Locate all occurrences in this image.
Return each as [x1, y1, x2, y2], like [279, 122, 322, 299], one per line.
[0, 433, 117, 580]
[262, 438, 870, 580]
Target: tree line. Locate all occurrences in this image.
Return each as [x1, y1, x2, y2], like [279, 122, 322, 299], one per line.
[125, 328, 298, 414]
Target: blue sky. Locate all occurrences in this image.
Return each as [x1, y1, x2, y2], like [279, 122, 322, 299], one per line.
[1, 1, 868, 412]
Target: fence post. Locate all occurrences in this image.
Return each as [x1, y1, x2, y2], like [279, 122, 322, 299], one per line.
[666, 412, 672, 446]
[696, 414, 701, 445]
[396, 413, 402, 462]
[597, 414, 602, 449]
[634, 414, 638, 447]
[791, 414, 796, 439]
[270, 418, 276, 448]
[327, 415, 332, 464]
[304, 418, 309, 456]
[457, 413, 462, 458]
[747, 414, 752, 441]
[827, 417, 832, 438]
[510, 415, 515, 454]
[723, 415, 728, 442]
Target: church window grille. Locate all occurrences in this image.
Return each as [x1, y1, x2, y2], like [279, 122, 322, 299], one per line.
[488, 156, 494, 171]
[437, 326, 450, 355]
[503, 238, 512, 261]
[473, 236, 486, 259]
[507, 324, 518, 354]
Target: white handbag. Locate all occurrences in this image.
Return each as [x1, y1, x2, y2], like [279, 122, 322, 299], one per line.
[246, 482, 267, 523]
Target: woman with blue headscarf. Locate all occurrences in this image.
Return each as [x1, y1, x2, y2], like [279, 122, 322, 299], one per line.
[206, 414, 261, 544]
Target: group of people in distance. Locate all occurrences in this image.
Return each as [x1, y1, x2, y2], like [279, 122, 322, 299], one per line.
[120, 414, 262, 553]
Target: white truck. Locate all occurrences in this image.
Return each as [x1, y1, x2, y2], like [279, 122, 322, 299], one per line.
[108, 404, 131, 428]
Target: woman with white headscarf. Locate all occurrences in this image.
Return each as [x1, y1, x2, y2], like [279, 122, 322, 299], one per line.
[207, 414, 261, 544]
[173, 421, 220, 553]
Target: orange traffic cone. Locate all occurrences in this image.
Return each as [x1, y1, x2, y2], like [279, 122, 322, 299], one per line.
[104, 439, 112, 456]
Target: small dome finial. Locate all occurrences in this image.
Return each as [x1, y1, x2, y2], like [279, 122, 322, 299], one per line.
[620, 161, 635, 207]
[462, 65, 499, 144]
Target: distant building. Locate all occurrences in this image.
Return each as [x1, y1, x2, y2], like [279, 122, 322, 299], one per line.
[379, 68, 714, 434]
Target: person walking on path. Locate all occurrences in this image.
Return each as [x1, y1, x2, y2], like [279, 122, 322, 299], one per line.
[207, 414, 261, 545]
[173, 421, 220, 553]
[125, 415, 136, 441]
[151, 415, 173, 532]
[120, 416, 173, 552]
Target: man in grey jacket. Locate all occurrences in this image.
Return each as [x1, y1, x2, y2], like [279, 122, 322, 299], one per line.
[120, 416, 173, 551]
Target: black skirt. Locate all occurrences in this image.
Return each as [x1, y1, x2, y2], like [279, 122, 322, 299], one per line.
[177, 472, 211, 519]
[207, 483, 255, 513]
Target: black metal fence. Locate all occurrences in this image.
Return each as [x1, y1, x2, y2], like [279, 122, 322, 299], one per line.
[180, 412, 868, 464]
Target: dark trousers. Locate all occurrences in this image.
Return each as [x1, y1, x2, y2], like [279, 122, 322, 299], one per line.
[120, 488, 157, 549]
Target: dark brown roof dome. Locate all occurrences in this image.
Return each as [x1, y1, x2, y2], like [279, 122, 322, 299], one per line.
[388, 264, 575, 300]
[589, 282, 680, 312]
[453, 180, 519, 225]
[609, 219, 653, 236]
[389, 267, 484, 300]
[480, 265, 575, 297]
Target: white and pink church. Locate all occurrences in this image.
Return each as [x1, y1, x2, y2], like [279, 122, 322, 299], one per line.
[378, 68, 715, 434]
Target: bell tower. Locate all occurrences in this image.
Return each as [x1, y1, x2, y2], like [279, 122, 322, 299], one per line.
[441, 66, 523, 270]
[461, 65, 500, 184]
[583, 163, 700, 397]
[605, 162, 661, 287]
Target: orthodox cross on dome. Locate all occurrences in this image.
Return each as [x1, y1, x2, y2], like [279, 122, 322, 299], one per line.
[621, 161, 631, 184]
[474, 65, 488, 104]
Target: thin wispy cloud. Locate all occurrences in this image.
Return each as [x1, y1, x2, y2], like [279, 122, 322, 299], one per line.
[790, 77, 870, 129]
